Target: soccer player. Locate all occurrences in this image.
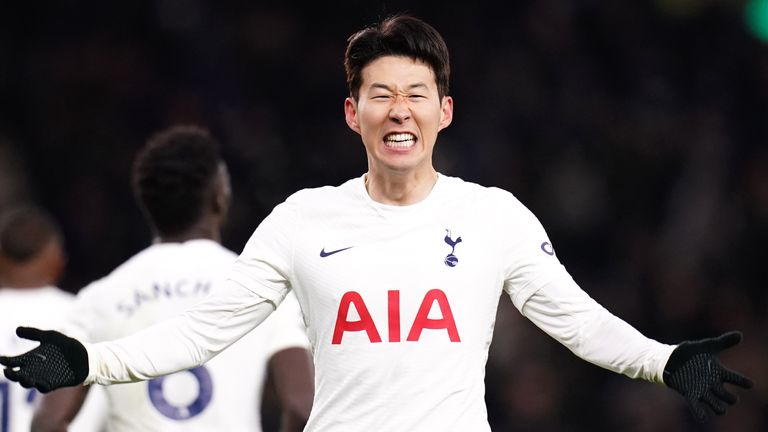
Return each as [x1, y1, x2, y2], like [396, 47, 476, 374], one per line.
[27, 126, 314, 432]
[0, 206, 106, 432]
[1, 15, 753, 431]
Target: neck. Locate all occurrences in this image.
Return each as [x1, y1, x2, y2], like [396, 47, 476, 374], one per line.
[156, 220, 221, 244]
[0, 261, 55, 289]
[0, 274, 52, 289]
[364, 168, 439, 206]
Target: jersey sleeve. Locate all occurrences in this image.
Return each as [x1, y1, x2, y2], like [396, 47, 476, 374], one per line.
[228, 196, 300, 305]
[264, 290, 311, 356]
[495, 190, 568, 310]
[493, 190, 675, 383]
[520, 275, 675, 383]
[85, 280, 276, 385]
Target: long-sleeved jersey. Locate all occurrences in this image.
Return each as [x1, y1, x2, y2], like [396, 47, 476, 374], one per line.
[85, 174, 675, 431]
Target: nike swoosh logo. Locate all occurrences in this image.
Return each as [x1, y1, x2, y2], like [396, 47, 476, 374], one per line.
[320, 246, 353, 257]
[33, 353, 47, 361]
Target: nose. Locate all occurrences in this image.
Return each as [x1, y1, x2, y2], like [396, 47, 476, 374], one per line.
[388, 95, 411, 123]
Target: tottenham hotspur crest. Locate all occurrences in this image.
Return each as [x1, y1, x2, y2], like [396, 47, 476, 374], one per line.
[443, 229, 462, 267]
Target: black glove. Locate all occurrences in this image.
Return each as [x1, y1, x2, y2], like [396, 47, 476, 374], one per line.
[663, 331, 753, 422]
[0, 327, 89, 393]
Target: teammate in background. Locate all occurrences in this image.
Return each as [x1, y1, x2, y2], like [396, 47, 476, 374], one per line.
[0, 205, 106, 432]
[28, 126, 314, 432]
[0, 15, 753, 431]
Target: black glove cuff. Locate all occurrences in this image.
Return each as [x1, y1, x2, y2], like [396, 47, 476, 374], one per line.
[663, 341, 695, 384]
[664, 352, 715, 394]
[58, 334, 89, 384]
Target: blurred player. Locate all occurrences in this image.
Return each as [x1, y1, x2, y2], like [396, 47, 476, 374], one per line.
[0, 205, 106, 432]
[1, 15, 752, 431]
[29, 126, 313, 432]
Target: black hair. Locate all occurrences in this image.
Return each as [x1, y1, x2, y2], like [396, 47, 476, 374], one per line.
[131, 125, 222, 237]
[344, 14, 450, 100]
[0, 205, 62, 262]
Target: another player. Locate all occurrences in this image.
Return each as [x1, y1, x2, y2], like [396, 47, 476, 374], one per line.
[1, 15, 752, 431]
[28, 126, 314, 432]
[0, 206, 106, 432]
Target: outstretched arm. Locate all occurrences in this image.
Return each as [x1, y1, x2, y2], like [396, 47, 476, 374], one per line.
[31, 386, 90, 432]
[86, 281, 277, 385]
[0, 281, 278, 391]
[499, 192, 752, 421]
[519, 274, 675, 382]
[519, 275, 752, 421]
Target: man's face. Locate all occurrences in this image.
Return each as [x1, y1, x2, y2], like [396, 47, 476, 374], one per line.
[345, 55, 453, 176]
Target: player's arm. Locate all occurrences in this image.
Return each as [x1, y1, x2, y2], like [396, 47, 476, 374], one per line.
[87, 280, 278, 385]
[519, 274, 675, 382]
[0, 280, 278, 391]
[30, 385, 90, 432]
[269, 347, 314, 432]
[1, 197, 298, 392]
[499, 191, 751, 421]
[519, 275, 752, 420]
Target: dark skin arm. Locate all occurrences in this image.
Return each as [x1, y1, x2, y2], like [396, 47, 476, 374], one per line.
[30, 385, 91, 432]
[268, 347, 315, 432]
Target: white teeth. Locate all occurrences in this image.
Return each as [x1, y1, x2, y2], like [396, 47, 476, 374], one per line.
[384, 133, 416, 148]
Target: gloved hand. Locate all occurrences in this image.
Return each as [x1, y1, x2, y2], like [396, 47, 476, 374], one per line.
[663, 331, 753, 422]
[0, 327, 89, 393]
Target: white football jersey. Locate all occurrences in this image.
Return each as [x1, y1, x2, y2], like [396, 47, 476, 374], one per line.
[83, 174, 674, 432]
[228, 174, 674, 431]
[0, 287, 107, 432]
[65, 240, 309, 432]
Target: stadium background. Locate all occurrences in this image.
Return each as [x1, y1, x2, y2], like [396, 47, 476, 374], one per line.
[0, 1, 766, 430]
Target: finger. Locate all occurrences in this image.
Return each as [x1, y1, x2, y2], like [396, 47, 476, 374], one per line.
[8, 368, 33, 388]
[0, 355, 22, 367]
[688, 400, 711, 423]
[37, 380, 52, 394]
[711, 383, 737, 405]
[3, 367, 21, 382]
[15, 326, 46, 342]
[699, 331, 742, 354]
[17, 376, 34, 389]
[701, 392, 727, 416]
[722, 367, 754, 389]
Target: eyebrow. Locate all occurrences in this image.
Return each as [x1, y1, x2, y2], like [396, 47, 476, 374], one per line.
[369, 82, 430, 92]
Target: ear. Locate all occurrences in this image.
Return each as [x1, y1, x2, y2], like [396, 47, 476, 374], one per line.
[437, 96, 453, 132]
[214, 188, 227, 215]
[212, 163, 231, 217]
[39, 237, 67, 286]
[49, 243, 67, 286]
[344, 97, 361, 135]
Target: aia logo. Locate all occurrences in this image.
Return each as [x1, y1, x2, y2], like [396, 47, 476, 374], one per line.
[443, 229, 462, 267]
[332, 289, 461, 344]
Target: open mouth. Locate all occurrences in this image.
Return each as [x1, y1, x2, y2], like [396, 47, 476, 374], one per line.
[384, 132, 416, 149]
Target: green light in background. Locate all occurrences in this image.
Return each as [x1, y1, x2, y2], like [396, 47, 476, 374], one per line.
[746, 0, 768, 42]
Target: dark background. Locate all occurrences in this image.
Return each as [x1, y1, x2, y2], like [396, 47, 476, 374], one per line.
[1, 0, 766, 430]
